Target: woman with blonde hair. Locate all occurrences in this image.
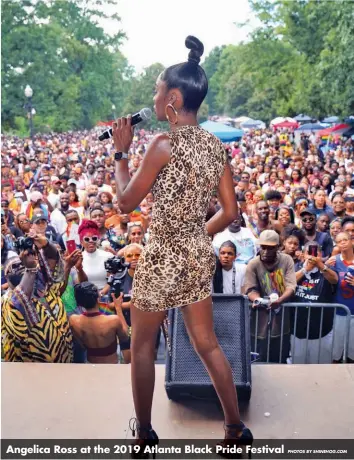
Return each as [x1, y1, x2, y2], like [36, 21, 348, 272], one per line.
[119, 243, 144, 364]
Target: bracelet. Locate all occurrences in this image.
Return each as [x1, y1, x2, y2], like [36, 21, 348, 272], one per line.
[25, 267, 38, 274]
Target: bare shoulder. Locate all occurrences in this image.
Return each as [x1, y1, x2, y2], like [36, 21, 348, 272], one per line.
[145, 133, 171, 163]
[68, 314, 81, 326]
[106, 315, 120, 325]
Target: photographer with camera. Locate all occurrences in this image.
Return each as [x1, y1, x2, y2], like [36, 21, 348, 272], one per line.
[244, 230, 297, 363]
[69, 282, 130, 364]
[2, 228, 73, 362]
[114, 243, 143, 364]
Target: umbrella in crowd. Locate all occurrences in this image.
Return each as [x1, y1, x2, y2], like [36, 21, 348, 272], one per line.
[273, 120, 299, 130]
[199, 120, 243, 142]
[270, 117, 297, 126]
[294, 114, 312, 122]
[240, 119, 266, 129]
[322, 116, 340, 124]
[318, 123, 350, 138]
[295, 123, 325, 131]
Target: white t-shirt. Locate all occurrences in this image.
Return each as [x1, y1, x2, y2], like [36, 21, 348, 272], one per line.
[47, 191, 62, 209]
[82, 249, 114, 290]
[222, 263, 246, 295]
[50, 207, 76, 236]
[213, 227, 257, 264]
[98, 184, 113, 194]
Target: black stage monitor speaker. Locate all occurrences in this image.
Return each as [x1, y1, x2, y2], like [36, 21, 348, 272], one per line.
[165, 294, 252, 402]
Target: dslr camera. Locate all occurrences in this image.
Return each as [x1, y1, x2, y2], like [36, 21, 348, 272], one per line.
[104, 256, 130, 297]
[14, 236, 35, 253]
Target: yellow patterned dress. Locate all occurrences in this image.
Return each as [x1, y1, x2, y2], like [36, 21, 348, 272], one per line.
[2, 255, 73, 363]
[132, 125, 227, 312]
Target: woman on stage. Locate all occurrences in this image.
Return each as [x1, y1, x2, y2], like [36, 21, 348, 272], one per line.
[113, 36, 253, 455]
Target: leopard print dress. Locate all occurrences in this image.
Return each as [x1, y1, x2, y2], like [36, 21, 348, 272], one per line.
[132, 125, 227, 312]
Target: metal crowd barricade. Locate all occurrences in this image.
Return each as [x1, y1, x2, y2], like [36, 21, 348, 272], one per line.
[250, 303, 352, 364]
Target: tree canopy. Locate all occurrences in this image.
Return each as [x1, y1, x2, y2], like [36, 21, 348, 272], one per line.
[204, 0, 354, 122]
[2, 0, 353, 135]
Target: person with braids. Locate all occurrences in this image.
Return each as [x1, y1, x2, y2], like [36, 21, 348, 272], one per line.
[1, 228, 73, 362]
[113, 36, 253, 455]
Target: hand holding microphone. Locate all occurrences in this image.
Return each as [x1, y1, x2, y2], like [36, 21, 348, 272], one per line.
[112, 115, 135, 154]
[99, 108, 152, 142]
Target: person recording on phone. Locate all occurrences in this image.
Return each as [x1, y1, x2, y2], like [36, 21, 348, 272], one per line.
[2, 228, 73, 362]
[300, 208, 333, 261]
[69, 282, 130, 364]
[289, 241, 338, 364]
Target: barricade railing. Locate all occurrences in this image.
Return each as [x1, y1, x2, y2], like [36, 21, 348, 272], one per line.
[250, 302, 352, 364]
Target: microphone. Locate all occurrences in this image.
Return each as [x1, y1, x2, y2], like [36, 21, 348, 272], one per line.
[98, 108, 152, 141]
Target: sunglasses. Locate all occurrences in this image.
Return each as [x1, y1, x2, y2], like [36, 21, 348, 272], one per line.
[83, 236, 99, 243]
[302, 217, 315, 223]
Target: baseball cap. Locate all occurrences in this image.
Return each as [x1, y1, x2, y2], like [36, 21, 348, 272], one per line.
[51, 176, 62, 184]
[300, 208, 316, 217]
[258, 230, 279, 246]
[68, 178, 79, 186]
[30, 191, 43, 202]
[32, 211, 48, 224]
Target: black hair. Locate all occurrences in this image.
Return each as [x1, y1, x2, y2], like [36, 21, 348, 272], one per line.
[265, 190, 282, 201]
[342, 216, 354, 229]
[219, 240, 237, 255]
[74, 282, 99, 309]
[68, 190, 79, 202]
[161, 36, 207, 112]
[90, 205, 104, 214]
[275, 205, 295, 224]
[331, 192, 344, 202]
[317, 212, 330, 220]
[1, 236, 9, 265]
[281, 224, 306, 248]
[66, 209, 79, 218]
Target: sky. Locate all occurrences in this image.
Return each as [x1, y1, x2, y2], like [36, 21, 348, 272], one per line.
[103, 0, 257, 73]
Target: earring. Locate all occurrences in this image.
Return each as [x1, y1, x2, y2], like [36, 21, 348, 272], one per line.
[165, 104, 178, 125]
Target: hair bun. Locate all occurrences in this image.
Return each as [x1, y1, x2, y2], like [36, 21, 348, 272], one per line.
[185, 35, 204, 65]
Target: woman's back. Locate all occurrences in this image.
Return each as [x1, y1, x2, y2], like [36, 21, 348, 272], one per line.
[132, 126, 227, 312]
[150, 126, 226, 236]
[70, 314, 119, 364]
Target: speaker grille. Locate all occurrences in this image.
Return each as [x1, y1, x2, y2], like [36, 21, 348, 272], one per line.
[170, 296, 249, 385]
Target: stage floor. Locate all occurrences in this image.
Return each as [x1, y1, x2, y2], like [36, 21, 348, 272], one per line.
[2, 363, 354, 439]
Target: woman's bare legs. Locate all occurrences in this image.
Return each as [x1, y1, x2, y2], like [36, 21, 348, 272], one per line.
[182, 296, 241, 426]
[130, 304, 167, 428]
[130, 296, 242, 434]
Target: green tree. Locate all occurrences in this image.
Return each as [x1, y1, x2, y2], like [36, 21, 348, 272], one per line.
[202, 46, 225, 115]
[1, 0, 129, 134]
[123, 63, 166, 130]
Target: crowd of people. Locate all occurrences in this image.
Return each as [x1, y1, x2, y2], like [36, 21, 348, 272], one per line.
[1, 125, 354, 364]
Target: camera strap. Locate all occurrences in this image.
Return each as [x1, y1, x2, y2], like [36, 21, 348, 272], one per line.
[232, 265, 236, 295]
